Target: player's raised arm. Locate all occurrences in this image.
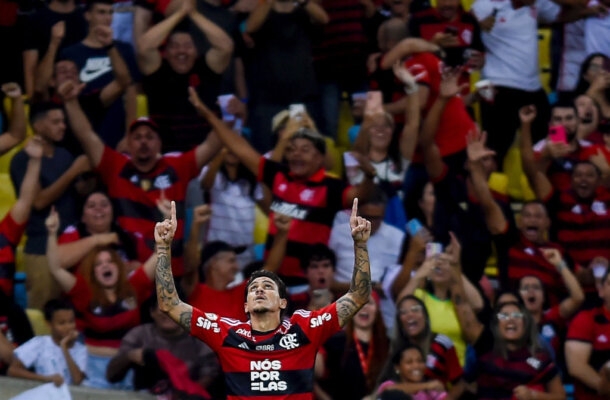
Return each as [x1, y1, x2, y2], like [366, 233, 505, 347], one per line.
[335, 198, 372, 327]
[155, 201, 193, 331]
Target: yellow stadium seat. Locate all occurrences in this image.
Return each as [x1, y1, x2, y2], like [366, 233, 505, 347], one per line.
[430, 0, 474, 10]
[538, 29, 552, 93]
[253, 206, 269, 245]
[488, 171, 508, 196]
[136, 94, 149, 118]
[336, 97, 354, 149]
[325, 137, 344, 178]
[26, 309, 50, 336]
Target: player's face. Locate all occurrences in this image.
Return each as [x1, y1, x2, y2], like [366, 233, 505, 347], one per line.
[285, 138, 325, 179]
[305, 259, 334, 290]
[519, 276, 544, 312]
[128, 125, 161, 164]
[81, 192, 113, 233]
[245, 277, 287, 315]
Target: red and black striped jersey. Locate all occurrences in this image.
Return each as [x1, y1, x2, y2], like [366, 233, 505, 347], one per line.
[95, 146, 199, 276]
[567, 306, 610, 400]
[427, 333, 463, 385]
[0, 213, 26, 297]
[190, 303, 341, 399]
[259, 158, 349, 283]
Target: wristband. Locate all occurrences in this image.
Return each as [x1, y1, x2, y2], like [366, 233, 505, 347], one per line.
[557, 260, 567, 271]
[404, 84, 419, 95]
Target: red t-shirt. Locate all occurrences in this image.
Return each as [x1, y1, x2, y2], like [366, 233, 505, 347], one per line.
[67, 266, 153, 348]
[406, 52, 474, 162]
[188, 281, 248, 322]
[96, 146, 198, 276]
[0, 213, 26, 297]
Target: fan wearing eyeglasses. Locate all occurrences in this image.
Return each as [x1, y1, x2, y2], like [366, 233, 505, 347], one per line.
[450, 271, 565, 399]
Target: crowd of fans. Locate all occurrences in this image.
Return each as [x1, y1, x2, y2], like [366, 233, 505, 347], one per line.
[0, 0, 609, 398]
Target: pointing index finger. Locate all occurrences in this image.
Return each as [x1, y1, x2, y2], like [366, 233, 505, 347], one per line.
[351, 198, 358, 220]
[170, 201, 176, 223]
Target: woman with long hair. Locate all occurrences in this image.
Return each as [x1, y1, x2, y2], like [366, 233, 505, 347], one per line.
[46, 208, 156, 389]
[574, 53, 610, 119]
[57, 190, 146, 273]
[450, 267, 565, 399]
[380, 295, 465, 399]
[319, 294, 389, 399]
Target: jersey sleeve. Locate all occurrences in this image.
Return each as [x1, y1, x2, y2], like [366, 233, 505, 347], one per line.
[567, 310, 595, 342]
[0, 212, 26, 246]
[66, 274, 92, 313]
[291, 303, 341, 348]
[58, 225, 81, 245]
[190, 307, 228, 352]
[258, 157, 285, 187]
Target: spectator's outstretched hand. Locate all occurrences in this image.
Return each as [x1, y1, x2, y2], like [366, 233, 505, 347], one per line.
[1, 82, 22, 99]
[519, 105, 536, 125]
[273, 213, 292, 233]
[24, 135, 44, 159]
[188, 87, 213, 118]
[192, 204, 212, 227]
[466, 129, 495, 162]
[350, 198, 371, 243]
[155, 201, 177, 245]
[45, 207, 60, 235]
[51, 21, 65, 42]
[57, 80, 85, 102]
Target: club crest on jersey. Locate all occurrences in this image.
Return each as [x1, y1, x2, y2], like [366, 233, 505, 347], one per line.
[279, 333, 300, 350]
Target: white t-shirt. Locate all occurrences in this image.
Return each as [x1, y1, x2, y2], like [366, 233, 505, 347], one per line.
[14, 335, 87, 385]
[472, 0, 561, 90]
[329, 210, 404, 283]
[200, 167, 263, 269]
[585, 0, 610, 57]
[557, 20, 586, 92]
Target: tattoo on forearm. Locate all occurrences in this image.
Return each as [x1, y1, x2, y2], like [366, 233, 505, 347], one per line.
[179, 310, 192, 331]
[337, 242, 372, 326]
[155, 252, 180, 310]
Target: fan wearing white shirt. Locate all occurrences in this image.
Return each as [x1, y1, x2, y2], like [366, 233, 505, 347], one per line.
[7, 299, 86, 386]
[585, 0, 610, 57]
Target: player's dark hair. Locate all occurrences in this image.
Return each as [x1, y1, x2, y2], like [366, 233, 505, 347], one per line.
[300, 243, 336, 271]
[245, 270, 288, 301]
[43, 298, 74, 322]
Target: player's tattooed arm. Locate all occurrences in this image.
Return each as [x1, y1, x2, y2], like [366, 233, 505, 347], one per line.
[155, 201, 193, 332]
[336, 199, 372, 327]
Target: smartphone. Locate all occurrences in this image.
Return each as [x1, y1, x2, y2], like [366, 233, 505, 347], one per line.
[365, 91, 383, 115]
[425, 242, 443, 258]
[444, 26, 459, 36]
[406, 218, 424, 237]
[289, 104, 306, 121]
[548, 125, 568, 144]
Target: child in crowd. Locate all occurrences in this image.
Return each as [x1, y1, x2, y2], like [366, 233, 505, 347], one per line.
[378, 344, 448, 400]
[7, 299, 86, 386]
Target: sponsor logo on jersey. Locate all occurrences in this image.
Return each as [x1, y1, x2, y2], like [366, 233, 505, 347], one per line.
[80, 57, 112, 82]
[270, 201, 308, 220]
[236, 328, 252, 338]
[250, 359, 287, 392]
[310, 313, 331, 328]
[196, 316, 220, 333]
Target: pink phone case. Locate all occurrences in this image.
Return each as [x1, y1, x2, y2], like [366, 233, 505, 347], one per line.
[548, 125, 567, 144]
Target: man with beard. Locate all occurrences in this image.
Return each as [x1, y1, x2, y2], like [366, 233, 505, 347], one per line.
[532, 100, 594, 191]
[153, 199, 372, 399]
[58, 80, 221, 277]
[521, 103, 610, 303]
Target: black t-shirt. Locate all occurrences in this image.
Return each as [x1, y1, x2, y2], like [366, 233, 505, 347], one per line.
[143, 58, 222, 153]
[22, 6, 87, 57]
[246, 7, 318, 104]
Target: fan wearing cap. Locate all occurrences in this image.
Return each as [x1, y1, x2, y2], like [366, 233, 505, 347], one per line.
[182, 211, 291, 321]
[59, 80, 222, 277]
[189, 89, 376, 287]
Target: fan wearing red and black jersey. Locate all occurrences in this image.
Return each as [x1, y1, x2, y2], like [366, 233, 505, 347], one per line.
[153, 199, 373, 400]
